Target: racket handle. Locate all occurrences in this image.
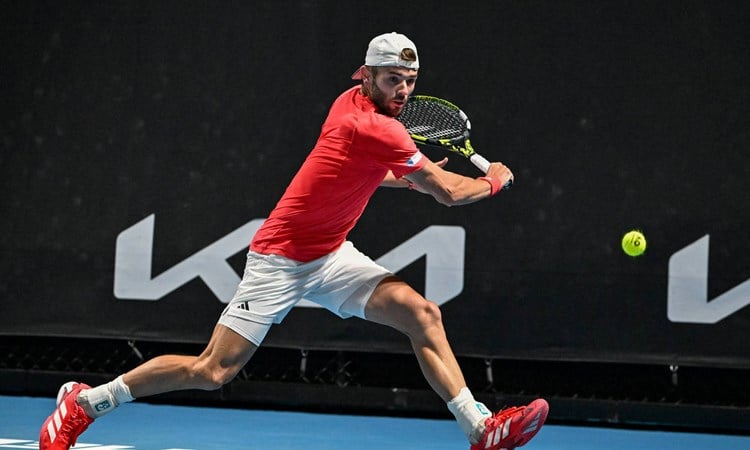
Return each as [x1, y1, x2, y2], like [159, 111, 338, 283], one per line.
[469, 153, 513, 190]
[469, 153, 491, 173]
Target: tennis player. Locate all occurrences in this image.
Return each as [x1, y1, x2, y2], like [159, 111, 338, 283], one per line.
[40, 32, 548, 450]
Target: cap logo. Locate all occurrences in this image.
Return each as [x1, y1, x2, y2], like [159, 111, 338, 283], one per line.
[398, 48, 417, 66]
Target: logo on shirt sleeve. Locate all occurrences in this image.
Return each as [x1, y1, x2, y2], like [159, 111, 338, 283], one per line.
[406, 151, 424, 166]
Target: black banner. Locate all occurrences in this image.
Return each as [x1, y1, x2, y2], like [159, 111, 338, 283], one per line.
[3, 1, 749, 368]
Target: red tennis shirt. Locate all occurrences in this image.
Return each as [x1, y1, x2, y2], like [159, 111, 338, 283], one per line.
[250, 86, 427, 262]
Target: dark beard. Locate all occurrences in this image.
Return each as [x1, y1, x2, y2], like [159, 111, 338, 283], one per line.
[369, 81, 403, 117]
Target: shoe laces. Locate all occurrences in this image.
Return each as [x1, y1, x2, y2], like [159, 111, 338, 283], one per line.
[486, 405, 526, 427]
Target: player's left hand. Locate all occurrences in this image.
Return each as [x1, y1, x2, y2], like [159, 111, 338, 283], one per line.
[409, 157, 449, 194]
[434, 157, 448, 168]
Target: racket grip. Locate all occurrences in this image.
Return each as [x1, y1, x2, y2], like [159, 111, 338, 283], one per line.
[470, 153, 513, 190]
[469, 153, 491, 173]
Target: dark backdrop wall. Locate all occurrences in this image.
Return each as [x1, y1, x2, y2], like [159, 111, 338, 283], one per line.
[3, 1, 749, 368]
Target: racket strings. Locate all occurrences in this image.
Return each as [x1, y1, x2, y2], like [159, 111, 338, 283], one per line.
[398, 100, 467, 140]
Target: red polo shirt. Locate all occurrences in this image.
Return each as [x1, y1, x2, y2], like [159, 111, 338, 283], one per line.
[251, 86, 427, 262]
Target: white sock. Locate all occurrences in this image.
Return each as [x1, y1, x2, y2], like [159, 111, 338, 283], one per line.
[77, 375, 135, 418]
[447, 387, 493, 444]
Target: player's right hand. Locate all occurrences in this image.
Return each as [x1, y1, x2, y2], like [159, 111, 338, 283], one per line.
[486, 162, 514, 188]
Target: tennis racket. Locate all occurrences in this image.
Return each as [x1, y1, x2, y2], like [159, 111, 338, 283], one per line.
[397, 95, 512, 190]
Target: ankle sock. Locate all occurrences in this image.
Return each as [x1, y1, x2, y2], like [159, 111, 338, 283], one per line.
[77, 375, 134, 418]
[447, 387, 492, 444]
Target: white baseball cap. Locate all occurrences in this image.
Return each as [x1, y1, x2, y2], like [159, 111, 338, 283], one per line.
[351, 32, 419, 80]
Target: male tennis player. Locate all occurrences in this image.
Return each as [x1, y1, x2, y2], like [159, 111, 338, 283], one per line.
[39, 32, 548, 450]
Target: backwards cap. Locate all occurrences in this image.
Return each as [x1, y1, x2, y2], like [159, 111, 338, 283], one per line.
[351, 32, 419, 80]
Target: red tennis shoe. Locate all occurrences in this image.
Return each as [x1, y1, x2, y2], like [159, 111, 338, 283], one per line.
[39, 382, 95, 450]
[470, 398, 549, 450]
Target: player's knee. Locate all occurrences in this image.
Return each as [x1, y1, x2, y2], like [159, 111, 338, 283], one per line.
[208, 368, 238, 390]
[412, 297, 443, 330]
[192, 361, 239, 391]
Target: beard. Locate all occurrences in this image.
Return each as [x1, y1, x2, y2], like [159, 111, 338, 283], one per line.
[369, 81, 406, 117]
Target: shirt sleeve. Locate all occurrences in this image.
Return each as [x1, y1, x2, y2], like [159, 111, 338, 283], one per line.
[356, 114, 428, 178]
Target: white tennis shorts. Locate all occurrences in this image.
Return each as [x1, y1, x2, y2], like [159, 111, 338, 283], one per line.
[217, 241, 391, 346]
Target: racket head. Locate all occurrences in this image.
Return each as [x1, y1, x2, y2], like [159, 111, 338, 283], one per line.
[397, 95, 471, 149]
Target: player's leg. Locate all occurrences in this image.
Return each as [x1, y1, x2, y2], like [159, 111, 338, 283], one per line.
[122, 324, 257, 397]
[363, 276, 548, 449]
[84, 323, 258, 414]
[312, 243, 494, 444]
[363, 277, 492, 440]
[39, 324, 258, 450]
[364, 276, 465, 401]
[39, 250, 293, 450]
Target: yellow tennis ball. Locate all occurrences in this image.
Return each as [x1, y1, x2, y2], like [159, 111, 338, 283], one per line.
[621, 230, 647, 257]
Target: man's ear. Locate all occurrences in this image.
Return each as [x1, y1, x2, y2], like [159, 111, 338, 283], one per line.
[362, 66, 373, 83]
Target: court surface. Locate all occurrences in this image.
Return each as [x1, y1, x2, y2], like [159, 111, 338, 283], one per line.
[2, 395, 749, 449]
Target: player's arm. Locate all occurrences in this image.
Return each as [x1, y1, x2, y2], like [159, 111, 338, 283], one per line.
[404, 159, 513, 206]
[380, 157, 449, 188]
[380, 170, 412, 188]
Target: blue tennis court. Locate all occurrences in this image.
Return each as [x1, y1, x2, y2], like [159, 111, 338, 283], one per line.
[2, 394, 749, 449]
